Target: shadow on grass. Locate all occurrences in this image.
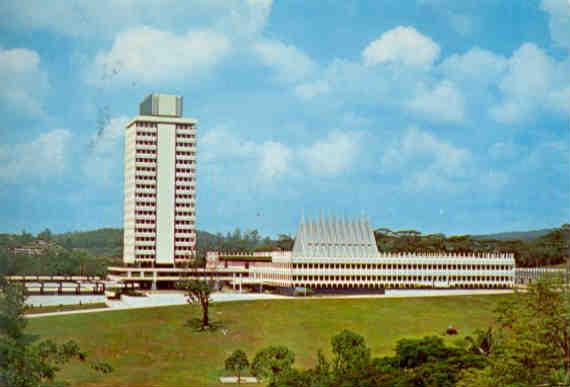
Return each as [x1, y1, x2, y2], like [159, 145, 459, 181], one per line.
[185, 318, 230, 333]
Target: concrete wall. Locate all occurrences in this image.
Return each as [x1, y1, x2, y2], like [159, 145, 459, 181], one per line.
[155, 123, 176, 264]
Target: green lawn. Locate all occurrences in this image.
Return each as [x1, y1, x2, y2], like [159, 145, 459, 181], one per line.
[25, 302, 107, 315]
[28, 295, 509, 386]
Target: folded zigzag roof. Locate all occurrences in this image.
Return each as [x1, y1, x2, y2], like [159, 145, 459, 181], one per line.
[292, 215, 380, 259]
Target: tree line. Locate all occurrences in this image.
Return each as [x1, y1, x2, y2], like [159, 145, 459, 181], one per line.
[0, 224, 567, 278]
[374, 224, 569, 267]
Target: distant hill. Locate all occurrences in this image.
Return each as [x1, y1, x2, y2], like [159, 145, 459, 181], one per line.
[471, 228, 557, 241]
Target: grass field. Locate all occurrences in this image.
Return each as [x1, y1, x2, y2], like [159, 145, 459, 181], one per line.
[25, 302, 107, 315]
[28, 295, 509, 386]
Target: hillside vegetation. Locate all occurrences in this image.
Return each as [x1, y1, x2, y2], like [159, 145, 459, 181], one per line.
[0, 225, 567, 277]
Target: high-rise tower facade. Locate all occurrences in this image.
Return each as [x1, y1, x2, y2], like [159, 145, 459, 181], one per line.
[123, 94, 197, 267]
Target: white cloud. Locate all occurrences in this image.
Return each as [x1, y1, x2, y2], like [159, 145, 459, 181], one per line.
[82, 116, 129, 184]
[406, 81, 465, 123]
[382, 127, 471, 191]
[88, 27, 230, 85]
[259, 141, 292, 179]
[252, 39, 317, 83]
[489, 43, 570, 123]
[294, 80, 330, 100]
[0, 46, 48, 116]
[540, 0, 570, 49]
[0, 0, 272, 40]
[499, 43, 555, 97]
[362, 26, 440, 67]
[201, 127, 363, 181]
[548, 86, 570, 113]
[201, 127, 290, 181]
[200, 128, 258, 163]
[0, 129, 72, 182]
[439, 47, 507, 85]
[301, 131, 364, 176]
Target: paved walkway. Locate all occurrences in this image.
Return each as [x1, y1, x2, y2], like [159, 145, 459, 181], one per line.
[26, 289, 513, 319]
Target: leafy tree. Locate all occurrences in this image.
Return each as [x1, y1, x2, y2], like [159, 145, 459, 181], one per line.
[177, 278, 215, 329]
[0, 280, 111, 386]
[330, 330, 371, 381]
[458, 277, 570, 386]
[389, 336, 486, 387]
[251, 345, 295, 382]
[225, 349, 249, 385]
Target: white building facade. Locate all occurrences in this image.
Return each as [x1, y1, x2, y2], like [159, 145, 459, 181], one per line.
[210, 216, 516, 290]
[123, 94, 197, 268]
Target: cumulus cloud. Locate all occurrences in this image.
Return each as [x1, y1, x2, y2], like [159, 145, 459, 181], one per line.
[490, 43, 570, 123]
[301, 131, 364, 175]
[252, 38, 317, 83]
[406, 81, 465, 123]
[201, 127, 363, 181]
[439, 47, 507, 85]
[0, 129, 72, 182]
[88, 27, 230, 85]
[258, 142, 292, 179]
[0, 46, 48, 116]
[382, 127, 471, 191]
[201, 127, 289, 181]
[294, 80, 330, 100]
[540, 0, 570, 49]
[362, 26, 440, 67]
[0, 0, 272, 40]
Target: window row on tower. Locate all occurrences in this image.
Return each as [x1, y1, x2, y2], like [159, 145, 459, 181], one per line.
[136, 133, 156, 139]
[136, 157, 156, 163]
[135, 237, 156, 242]
[136, 193, 155, 199]
[135, 227, 155, 233]
[137, 122, 158, 128]
[135, 210, 155, 216]
[136, 140, 156, 145]
[137, 166, 156, 172]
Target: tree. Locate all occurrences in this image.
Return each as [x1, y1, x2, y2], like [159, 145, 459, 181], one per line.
[0, 279, 112, 386]
[225, 349, 249, 385]
[177, 279, 215, 329]
[458, 277, 570, 386]
[330, 330, 370, 380]
[251, 345, 295, 382]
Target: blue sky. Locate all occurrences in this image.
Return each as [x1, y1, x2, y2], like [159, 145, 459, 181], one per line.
[0, 0, 568, 237]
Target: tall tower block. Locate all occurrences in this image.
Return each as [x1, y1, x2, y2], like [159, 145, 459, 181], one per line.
[123, 94, 197, 267]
